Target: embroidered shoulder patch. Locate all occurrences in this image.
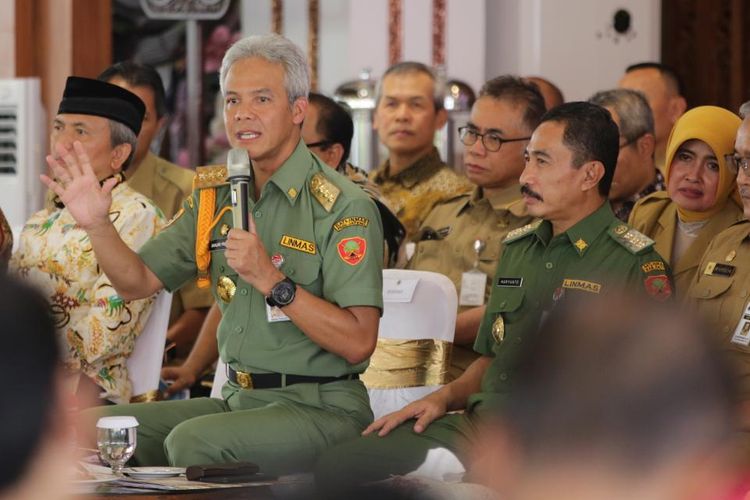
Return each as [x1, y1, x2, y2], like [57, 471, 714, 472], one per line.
[608, 224, 654, 254]
[310, 173, 341, 212]
[503, 220, 542, 243]
[337, 237, 367, 265]
[644, 275, 672, 301]
[333, 216, 370, 232]
[280, 235, 317, 255]
[193, 165, 228, 189]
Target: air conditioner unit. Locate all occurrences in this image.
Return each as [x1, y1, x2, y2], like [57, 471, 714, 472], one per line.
[0, 78, 46, 233]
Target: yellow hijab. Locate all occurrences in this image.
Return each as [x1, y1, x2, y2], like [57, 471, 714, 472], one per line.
[664, 105, 741, 222]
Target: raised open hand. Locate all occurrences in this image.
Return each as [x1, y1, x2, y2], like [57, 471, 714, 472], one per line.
[41, 141, 118, 230]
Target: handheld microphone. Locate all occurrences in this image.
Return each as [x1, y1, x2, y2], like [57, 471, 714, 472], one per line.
[226, 148, 252, 231]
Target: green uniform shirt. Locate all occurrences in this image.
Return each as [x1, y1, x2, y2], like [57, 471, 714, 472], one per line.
[406, 184, 532, 378]
[470, 202, 673, 411]
[139, 141, 384, 377]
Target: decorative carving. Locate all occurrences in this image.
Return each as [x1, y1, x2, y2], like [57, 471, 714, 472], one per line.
[388, 0, 402, 65]
[272, 0, 283, 34]
[139, 0, 230, 20]
[432, 0, 445, 67]
[308, 0, 319, 91]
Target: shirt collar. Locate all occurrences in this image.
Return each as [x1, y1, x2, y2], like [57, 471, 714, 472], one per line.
[534, 202, 614, 256]
[461, 184, 527, 218]
[372, 147, 443, 188]
[266, 139, 313, 205]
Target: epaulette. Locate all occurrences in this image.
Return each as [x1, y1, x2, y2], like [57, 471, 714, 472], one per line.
[193, 165, 228, 190]
[503, 220, 542, 243]
[310, 172, 341, 212]
[608, 223, 655, 255]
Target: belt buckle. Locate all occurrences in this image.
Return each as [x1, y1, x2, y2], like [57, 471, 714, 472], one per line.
[236, 370, 253, 389]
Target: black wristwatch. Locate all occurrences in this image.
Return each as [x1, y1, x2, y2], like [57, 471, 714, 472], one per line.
[265, 277, 297, 308]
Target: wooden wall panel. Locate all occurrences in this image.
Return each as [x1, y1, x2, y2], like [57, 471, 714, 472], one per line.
[662, 0, 749, 112]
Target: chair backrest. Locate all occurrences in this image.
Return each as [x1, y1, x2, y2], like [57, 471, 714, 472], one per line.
[127, 290, 172, 399]
[365, 269, 457, 419]
[211, 358, 228, 399]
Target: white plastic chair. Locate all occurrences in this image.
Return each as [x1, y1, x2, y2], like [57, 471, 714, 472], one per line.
[364, 269, 457, 420]
[127, 290, 172, 401]
[211, 358, 228, 399]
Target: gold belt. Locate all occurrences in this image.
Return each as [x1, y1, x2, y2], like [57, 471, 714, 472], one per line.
[360, 339, 452, 389]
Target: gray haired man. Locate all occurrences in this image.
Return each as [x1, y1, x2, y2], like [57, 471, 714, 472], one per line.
[58, 33, 384, 473]
[589, 88, 665, 221]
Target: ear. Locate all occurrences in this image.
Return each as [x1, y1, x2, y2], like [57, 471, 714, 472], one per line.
[636, 132, 656, 159]
[581, 161, 605, 192]
[434, 108, 448, 130]
[291, 97, 308, 126]
[669, 96, 687, 122]
[155, 115, 168, 134]
[110, 143, 132, 172]
[327, 143, 345, 167]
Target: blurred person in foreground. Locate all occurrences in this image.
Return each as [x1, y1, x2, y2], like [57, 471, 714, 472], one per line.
[628, 106, 744, 296]
[589, 88, 665, 221]
[470, 295, 741, 500]
[0, 277, 78, 500]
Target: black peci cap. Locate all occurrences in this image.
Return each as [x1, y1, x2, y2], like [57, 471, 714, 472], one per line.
[57, 76, 146, 135]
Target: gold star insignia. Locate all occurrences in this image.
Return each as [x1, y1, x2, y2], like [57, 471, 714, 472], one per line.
[288, 187, 298, 198]
[574, 238, 588, 251]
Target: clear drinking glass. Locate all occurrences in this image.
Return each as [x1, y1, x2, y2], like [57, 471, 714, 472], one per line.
[96, 416, 138, 476]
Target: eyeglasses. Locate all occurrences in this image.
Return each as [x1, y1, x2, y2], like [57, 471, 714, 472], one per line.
[458, 127, 530, 152]
[306, 140, 334, 150]
[725, 154, 750, 174]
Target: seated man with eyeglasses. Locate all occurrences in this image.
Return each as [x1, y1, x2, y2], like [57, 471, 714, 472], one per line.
[589, 89, 665, 221]
[404, 76, 542, 380]
[687, 100, 750, 458]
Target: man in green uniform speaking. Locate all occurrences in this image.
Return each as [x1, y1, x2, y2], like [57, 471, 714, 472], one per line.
[315, 102, 673, 492]
[43, 34, 384, 474]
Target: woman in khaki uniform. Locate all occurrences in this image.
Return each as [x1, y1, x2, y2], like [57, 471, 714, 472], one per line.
[629, 106, 744, 296]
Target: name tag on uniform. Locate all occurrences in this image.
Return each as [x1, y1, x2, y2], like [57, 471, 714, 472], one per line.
[704, 261, 736, 277]
[497, 277, 523, 287]
[459, 270, 487, 306]
[731, 302, 750, 346]
[266, 303, 291, 323]
[210, 238, 227, 251]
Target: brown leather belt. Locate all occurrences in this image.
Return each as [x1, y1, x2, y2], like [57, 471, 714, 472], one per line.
[227, 366, 359, 389]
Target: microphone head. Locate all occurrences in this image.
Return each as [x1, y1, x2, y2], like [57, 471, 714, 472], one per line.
[227, 147, 251, 179]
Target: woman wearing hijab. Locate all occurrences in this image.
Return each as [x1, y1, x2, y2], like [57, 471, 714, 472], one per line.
[628, 106, 744, 296]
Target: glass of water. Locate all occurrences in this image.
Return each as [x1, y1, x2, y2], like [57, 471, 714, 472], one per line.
[96, 416, 138, 476]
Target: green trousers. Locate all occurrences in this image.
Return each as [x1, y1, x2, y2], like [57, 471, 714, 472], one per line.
[314, 412, 478, 494]
[90, 379, 372, 475]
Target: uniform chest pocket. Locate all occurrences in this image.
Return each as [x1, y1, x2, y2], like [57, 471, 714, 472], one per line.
[491, 286, 526, 314]
[280, 250, 323, 289]
[688, 276, 734, 300]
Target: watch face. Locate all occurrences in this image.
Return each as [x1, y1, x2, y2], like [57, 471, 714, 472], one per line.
[273, 281, 296, 305]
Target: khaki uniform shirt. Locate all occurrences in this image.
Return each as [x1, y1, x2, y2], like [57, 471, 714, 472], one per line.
[126, 153, 215, 321]
[628, 192, 744, 297]
[470, 202, 673, 411]
[370, 148, 471, 239]
[0, 207, 11, 273]
[11, 183, 164, 403]
[406, 184, 532, 378]
[138, 141, 384, 377]
[687, 219, 750, 399]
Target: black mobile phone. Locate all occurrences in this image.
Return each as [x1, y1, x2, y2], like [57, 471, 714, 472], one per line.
[198, 472, 277, 484]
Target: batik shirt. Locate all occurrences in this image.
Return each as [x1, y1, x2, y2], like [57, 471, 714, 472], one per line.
[11, 182, 164, 403]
